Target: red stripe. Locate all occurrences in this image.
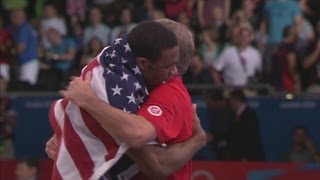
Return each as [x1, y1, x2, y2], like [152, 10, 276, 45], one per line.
[79, 108, 120, 161]
[61, 100, 95, 179]
[80, 58, 120, 161]
[48, 101, 63, 180]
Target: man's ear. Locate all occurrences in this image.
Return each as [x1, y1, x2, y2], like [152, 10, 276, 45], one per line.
[136, 57, 149, 71]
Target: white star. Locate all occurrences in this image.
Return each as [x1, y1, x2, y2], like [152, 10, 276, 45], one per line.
[127, 93, 136, 104]
[106, 67, 114, 74]
[111, 84, 123, 96]
[133, 82, 141, 90]
[121, 57, 127, 64]
[109, 63, 116, 69]
[120, 72, 129, 81]
[115, 38, 122, 45]
[123, 107, 130, 113]
[110, 50, 116, 58]
[124, 43, 131, 52]
[104, 52, 109, 57]
[132, 66, 141, 75]
[136, 95, 145, 104]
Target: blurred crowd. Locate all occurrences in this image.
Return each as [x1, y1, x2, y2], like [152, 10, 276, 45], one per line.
[0, 0, 320, 93]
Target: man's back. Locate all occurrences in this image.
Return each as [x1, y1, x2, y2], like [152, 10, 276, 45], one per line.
[137, 76, 193, 179]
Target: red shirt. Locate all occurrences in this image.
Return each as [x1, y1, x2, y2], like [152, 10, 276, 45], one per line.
[137, 76, 193, 180]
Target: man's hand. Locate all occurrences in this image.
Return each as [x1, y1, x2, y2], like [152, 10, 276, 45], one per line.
[45, 135, 58, 160]
[60, 71, 94, 107]
[191, 104, 207, 147]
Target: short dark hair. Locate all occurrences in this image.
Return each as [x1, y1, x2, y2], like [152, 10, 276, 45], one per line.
[128, 20, 178, 63]
[229, 89, 246, 102]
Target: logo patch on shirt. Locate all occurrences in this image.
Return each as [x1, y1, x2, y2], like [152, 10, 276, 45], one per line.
[147, 106, 162, 116]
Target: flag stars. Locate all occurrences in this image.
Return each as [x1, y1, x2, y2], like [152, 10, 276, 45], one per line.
[111, 84, 123, 95]
[124, 43, 131, 52]
[132, 66, 140, 75]
[127, 93, 136, 104]
[121, 57, 127, 64]
[109, 63, 116, 69]
[120, 72, 129, 81]
[133, 82, 141, 90]
[115, 38, 122, 45]
[110, 50, 116, 58]
[106, 67, 114, 74]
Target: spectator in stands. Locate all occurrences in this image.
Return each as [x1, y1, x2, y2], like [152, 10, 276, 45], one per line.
[198, 26, 224, 67]
[213, 21, 262, 86]
[0, 76, 16, 159]
[80, 37, 103, 67]
[109, 6, 136, 44]
[164, 0, 195, 20]
[66, 0, 87, 23]
[15, 157, 39, 180]
[197, 0, 231, 28]
[83, 6, 110, 47]
[284, 126, 316, 163]
[45, 27, 76, 89]
[0, 14, 13, 82]
[40, 2, 67, 50]
[10, 9, 39, 86]
[259, 0, 302, 74]
[302, 20, 320, 93]
[150, 9, 166, 20]
[206, 89, 234, 160]
[227, 89, 265, 161]
[133, 0, 155, 22]
[183, 52, 216, 85]
[270, 25, 301, 93]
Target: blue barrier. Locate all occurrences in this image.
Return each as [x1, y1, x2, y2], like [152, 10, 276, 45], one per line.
[10, 95, 320, 160]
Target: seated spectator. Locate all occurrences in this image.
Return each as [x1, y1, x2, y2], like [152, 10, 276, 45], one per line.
[314, 152, 320, 164]
[80, 37, 103, 67]
[183, 52, 216, 84]
[15, 157, 39, 180]
[284, 126, 316, 163]
[83, 6, 110, 47]
[45, 27, 76, 89]
[270, 25, 301, 93]
[0, 14, 13, 82]
[0, 76, 16, 159]
[40, 2, 67, 49]
[109, 6, 136, 44]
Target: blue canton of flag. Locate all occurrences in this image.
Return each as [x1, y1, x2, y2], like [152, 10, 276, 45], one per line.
[99, 35, 149, 113]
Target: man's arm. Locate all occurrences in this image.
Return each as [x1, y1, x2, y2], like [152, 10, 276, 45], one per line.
[45, 105, 207, 178]
[61, 72, 157, 148]
[127, 104, 206, 179]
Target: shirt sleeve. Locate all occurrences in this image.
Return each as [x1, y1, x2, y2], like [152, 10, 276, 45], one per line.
[137, 86, 182, 144]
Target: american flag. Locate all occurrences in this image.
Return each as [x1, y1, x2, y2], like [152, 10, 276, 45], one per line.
[49, 35, 148, 180]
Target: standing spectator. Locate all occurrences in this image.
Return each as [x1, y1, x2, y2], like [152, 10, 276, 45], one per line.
[10, 9, 39, 85]
[164, 0, 195, 20]
[109, 6, 136, 44]
[213, 21, 262, 86]
[197, 0, 231, 28]
[40, 2, 67, 49]
[259, 0, 302, 74]
[206, 89, 234, 160]
[46, 27, 76, 89]
[270, 25, 301, 93]
[0, 14, 13, 82]
[284, 126, 316, 163]
[302, 20, 320, 93]
[227, 89, 265, 161]
[80, 37, 103, 67]
[83, 6, 111, 47]
[15, 157, 39, 180]
[0, 76, 16, 159]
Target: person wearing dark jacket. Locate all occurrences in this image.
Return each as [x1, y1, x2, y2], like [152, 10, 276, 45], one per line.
[227, 89, 265, 161]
